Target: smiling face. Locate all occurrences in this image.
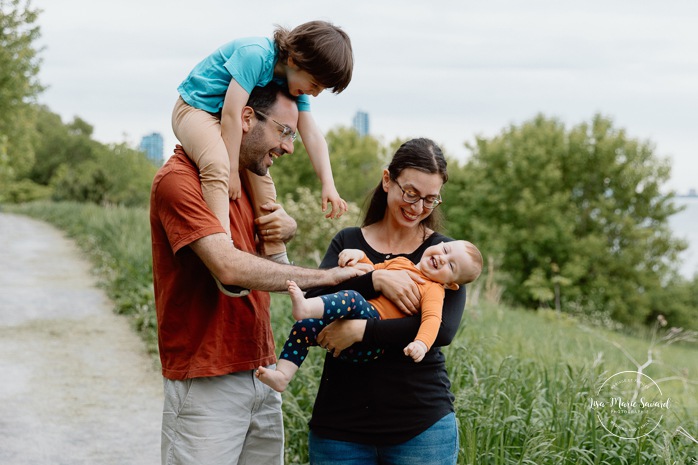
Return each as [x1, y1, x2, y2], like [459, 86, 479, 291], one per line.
[239, 95, 298, 176]
[285, 61, 326, 97]
[383, 168, 444, 229]
[417, 241, 472, 288]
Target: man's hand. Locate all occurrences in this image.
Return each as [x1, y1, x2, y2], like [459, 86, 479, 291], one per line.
[328, 264, 366, 285]
[404, 340, 428, 363]
[256, 203, 296, 243]
[353, 263, 376, 273]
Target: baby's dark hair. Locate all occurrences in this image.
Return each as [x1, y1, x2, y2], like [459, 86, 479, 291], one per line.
[274, 20, 353, 93]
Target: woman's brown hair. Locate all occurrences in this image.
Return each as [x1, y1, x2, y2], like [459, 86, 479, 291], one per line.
[363, 138, 448, 233]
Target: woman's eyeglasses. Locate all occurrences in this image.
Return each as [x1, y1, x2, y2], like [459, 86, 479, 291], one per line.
[393, 178, 442, 210]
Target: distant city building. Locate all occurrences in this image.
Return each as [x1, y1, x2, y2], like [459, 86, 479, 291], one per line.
[352, 110, 370, 137]
[140, 132, 164, 165]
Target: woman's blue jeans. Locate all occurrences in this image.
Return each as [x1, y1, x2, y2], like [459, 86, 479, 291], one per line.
[308, 412, 459, 465]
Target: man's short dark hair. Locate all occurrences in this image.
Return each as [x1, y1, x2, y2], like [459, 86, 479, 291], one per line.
[247, 82, 297, 116]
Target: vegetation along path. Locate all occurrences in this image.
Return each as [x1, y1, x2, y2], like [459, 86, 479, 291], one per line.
[0, 212, 162, 465]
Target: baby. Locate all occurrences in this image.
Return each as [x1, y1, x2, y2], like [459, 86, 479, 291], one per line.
[256, 240, 483, 392]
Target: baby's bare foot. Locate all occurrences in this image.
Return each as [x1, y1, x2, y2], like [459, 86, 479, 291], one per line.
[255, 366, 291, 393]
[288, 280, 312, 320]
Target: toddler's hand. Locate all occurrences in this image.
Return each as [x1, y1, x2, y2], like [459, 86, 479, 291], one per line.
[228, 171, 242, 200]
[404, 340, 428, 363]
[322, 185, 348, 219]
[256, 203, 297, 244]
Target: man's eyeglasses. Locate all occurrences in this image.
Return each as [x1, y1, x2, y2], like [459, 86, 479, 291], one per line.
[254, 110, 297, 142]
[393, 178, 442, 210]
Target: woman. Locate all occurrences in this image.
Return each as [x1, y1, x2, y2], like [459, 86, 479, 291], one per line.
[306, 138, 467, 464]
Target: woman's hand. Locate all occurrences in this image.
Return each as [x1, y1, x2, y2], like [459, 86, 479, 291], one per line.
[372, 269, 424, 315]
[317, 319, 367, 357]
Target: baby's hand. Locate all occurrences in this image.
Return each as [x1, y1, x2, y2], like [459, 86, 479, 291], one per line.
[338, 249, 366, 267]
[404, 340, 428, 363]
[322, 185, 348, 219]
[228, 171, 242, 200]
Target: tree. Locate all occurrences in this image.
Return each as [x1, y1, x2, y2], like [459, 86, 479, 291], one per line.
[99, 142, 158, 207]
[269, 134, 319, 200]
[28, 106, 157, 206]
[443, 114, 687, 326]
[647, 273, 698, 331]
[283, 186, 362, 267]
[326, 127, 387, 205]
[0, 0, 43, 181]
[47, 138, 157, 207]
[272, 126, 387, 207]
[30, 107, 101, 185]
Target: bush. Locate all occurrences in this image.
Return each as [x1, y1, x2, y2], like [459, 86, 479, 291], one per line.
[284, 187, 361, 267]
[0, 178, 52, 203]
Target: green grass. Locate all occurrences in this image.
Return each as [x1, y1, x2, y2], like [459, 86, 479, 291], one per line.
[6, 201, 698, 464]
[274, 300, 698, 464]
[446, 305, 698, 464]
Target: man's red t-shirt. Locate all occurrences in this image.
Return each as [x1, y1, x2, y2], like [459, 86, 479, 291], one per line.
[149, 147, 275, 380]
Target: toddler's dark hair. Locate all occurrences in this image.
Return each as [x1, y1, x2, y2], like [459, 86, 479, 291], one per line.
[274, 20, 353, 93]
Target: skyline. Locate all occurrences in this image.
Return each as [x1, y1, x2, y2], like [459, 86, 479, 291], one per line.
[32, 0, 698, 195]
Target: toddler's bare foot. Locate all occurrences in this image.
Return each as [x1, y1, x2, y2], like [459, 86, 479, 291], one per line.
[255, 366, 291, 393]
[288, 280, 313, 320]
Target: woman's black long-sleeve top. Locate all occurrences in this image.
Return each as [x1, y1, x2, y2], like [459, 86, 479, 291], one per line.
[306, 227, 467, 445]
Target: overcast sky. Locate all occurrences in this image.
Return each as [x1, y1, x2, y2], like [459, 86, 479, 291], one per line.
[32, 0, 698, 194]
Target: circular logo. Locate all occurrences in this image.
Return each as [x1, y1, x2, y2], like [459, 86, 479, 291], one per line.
[589, 371, 671, 440]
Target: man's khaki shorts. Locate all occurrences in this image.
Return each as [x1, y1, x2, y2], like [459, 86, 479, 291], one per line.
[161, 368, 283, 465]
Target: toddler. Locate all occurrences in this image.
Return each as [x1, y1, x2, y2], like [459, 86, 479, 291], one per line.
[172, 20, 353, 273]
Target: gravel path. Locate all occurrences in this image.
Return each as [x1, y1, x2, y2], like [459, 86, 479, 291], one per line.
[0, 212, 162, 465]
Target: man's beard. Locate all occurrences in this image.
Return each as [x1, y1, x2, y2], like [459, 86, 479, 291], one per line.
[239, 124, 272, 177]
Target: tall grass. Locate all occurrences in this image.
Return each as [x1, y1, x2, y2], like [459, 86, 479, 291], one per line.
[274, 302, 698, 464]
[445, 305, 698, 464]
[6, 201, 698, 464]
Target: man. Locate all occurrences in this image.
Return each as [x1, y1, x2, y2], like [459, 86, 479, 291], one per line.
[150, 82, 361, 465]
